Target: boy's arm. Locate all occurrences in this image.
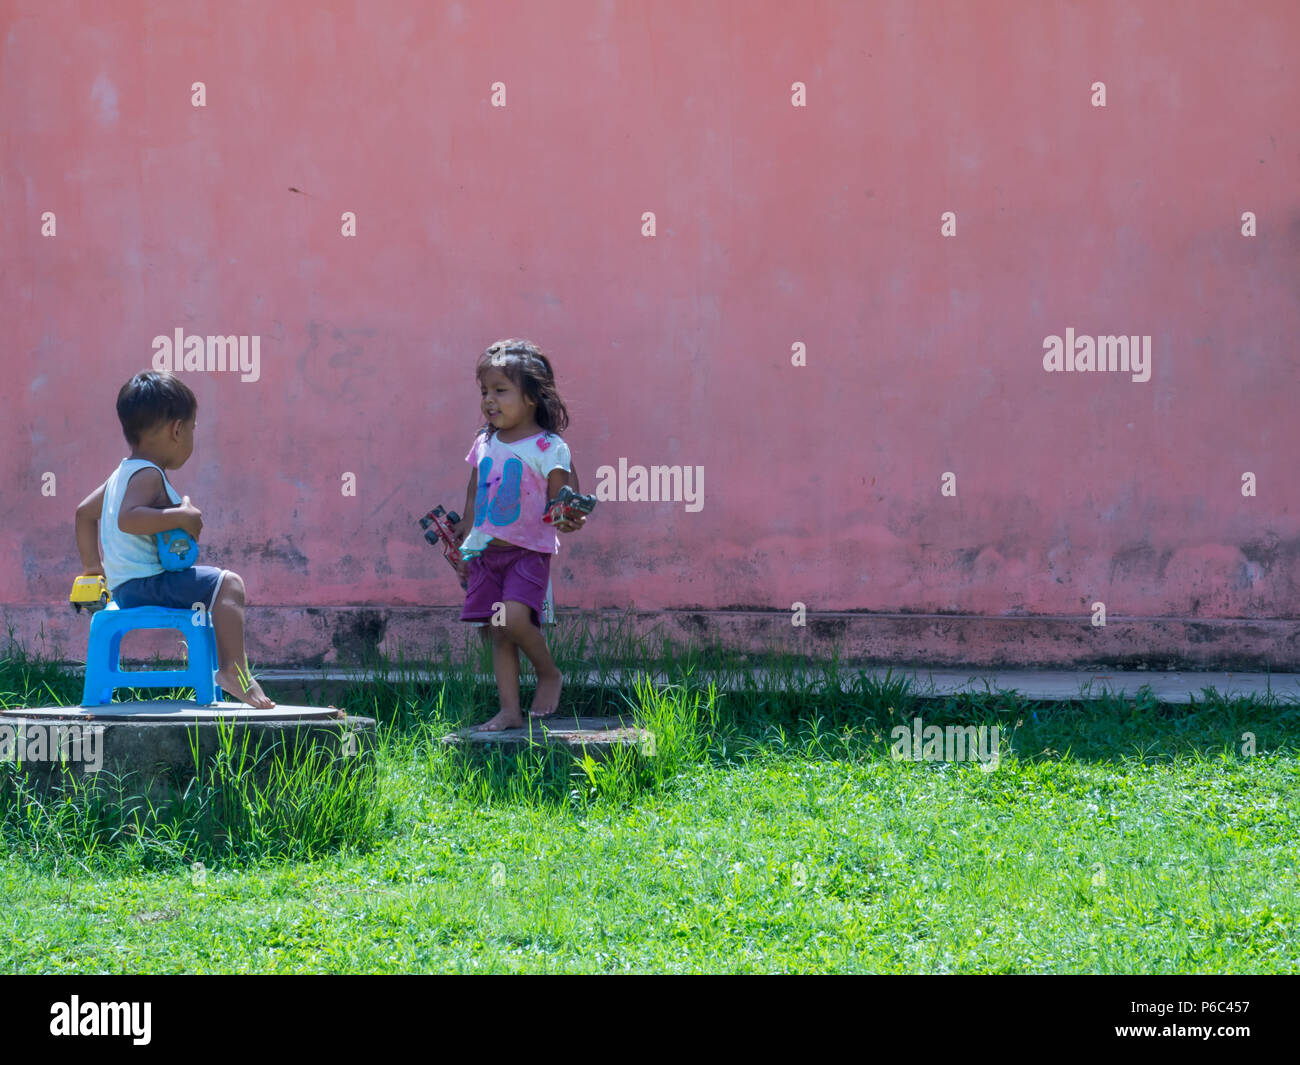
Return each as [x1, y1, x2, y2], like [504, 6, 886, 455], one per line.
[75, 481, 107, 576]
[117, 468, 202, 537]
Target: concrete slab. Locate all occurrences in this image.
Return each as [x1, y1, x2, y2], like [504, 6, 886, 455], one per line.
[889, 668, 1300, 704]
[442, 715, 652, 758]
[0, 704, 376, 811]
[248, 666, 1300, 705]
[2, 701, 345, 722]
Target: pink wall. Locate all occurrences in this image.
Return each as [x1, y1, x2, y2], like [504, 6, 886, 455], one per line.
[4, 1, 1299, 668]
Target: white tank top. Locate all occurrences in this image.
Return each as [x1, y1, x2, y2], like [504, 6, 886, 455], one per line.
[100, 458, 183, 591]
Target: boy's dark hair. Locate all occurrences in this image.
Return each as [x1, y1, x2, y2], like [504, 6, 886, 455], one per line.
[475, 338, 570, 437]
[116, 371, 198, 447]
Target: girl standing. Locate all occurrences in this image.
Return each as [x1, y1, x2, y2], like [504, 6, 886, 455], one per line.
[452, 339, 587, 730]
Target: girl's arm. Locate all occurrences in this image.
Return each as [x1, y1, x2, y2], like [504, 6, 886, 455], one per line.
[546, 468, 569, 500]
[457, 466, 477, 538]
[551, 461, 588, 532]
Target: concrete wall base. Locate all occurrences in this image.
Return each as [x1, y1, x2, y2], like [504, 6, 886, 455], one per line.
[4, 606, 1298, 672]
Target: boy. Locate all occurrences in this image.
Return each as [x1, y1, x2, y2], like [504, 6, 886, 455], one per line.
[74, 371, 274, 708]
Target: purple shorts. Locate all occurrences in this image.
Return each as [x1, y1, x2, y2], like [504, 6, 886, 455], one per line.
[460, 544, 552, 628]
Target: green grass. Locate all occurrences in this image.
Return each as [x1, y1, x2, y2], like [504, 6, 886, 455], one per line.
[1, 615, 1298, 973]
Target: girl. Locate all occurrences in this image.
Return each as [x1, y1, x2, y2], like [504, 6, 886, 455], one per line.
[451, 339, 587, 731]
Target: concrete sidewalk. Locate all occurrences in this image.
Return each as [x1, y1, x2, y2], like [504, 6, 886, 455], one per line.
[251, 665, 1300, 705]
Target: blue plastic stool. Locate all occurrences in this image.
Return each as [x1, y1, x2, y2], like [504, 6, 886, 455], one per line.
[82, 603, 224, 706]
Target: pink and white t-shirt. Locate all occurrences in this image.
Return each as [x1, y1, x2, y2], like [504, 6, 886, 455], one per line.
[460, 427, 571, 559]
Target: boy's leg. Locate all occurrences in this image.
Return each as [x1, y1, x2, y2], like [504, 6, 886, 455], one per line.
[210, 571, 275, 708]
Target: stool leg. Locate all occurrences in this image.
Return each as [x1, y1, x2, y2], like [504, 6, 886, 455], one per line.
[186, 622, 214, 705]
[82, 620, 105, 706]
[208, 622, 224, 702]
[83, 617, 124, 706]
[106, 627, 127, 701]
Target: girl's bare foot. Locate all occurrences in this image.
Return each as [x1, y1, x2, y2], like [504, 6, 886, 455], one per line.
[215, 667, 276, 709]
[477, 707, 526, 732]
[528, 669, 563, 718]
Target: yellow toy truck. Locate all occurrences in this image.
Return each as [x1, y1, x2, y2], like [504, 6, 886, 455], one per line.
[70, 574, 111, 614]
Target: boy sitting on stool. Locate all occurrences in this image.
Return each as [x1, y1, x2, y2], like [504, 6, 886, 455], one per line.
[73, 370, 275, 708]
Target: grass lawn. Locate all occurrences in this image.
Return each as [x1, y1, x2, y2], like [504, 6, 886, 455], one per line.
[2, 619, 1298, 974]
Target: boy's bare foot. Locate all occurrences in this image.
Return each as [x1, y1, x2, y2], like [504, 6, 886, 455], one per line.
[215, 667, 276, 709]
[476, 707, 526, 732]
[528, 669, 563, 718]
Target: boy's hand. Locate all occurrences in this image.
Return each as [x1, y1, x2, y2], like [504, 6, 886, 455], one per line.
[177, 495, 203, 538]
[81, 565, 105, 578]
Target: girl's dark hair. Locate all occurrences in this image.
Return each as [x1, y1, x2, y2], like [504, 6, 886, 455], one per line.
[474, 338, 570, 438]
[116, 371, 198, 446]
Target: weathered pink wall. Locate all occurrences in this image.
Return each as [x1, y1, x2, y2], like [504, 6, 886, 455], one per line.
[4, 1, 1299, 668]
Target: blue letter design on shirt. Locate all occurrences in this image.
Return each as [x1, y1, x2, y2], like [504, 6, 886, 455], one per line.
[472, 455, 523, 530]
[472, 457, 493, 528]
[489, 457, 523, 526]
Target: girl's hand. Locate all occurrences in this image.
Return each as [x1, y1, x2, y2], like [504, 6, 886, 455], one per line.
[555, 514, 587, 533]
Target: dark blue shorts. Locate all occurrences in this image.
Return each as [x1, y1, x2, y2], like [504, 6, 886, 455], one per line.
[112, 565, 228, 612]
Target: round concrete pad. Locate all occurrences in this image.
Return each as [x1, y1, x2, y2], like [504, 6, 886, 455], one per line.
[0, 707, 376, 809]
[3, 702, 343, 722]
[442, 715, 653, 758]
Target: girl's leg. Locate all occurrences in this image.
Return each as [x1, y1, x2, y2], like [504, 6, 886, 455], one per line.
[473, 603, 562, 729]
[476, 622, 527, 731]
[498, 600, 563, 717]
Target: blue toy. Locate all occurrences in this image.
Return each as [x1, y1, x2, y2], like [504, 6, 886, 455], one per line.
[156, 528, 198, 571]
[81, 603, 223, 706]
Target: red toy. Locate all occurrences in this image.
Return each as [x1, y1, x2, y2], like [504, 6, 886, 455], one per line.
[419, 506, 468, 589]
[543, 485, 598, 526]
